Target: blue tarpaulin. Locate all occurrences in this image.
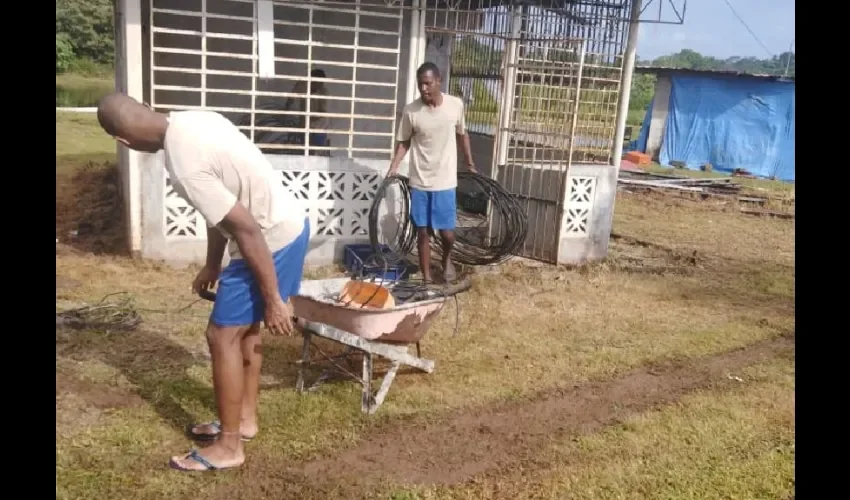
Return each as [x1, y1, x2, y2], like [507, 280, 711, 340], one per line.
[626, 97, 653, 155]
[657, 75, 795, 181]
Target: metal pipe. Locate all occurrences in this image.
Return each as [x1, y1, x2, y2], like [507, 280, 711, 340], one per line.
[405, 0, 421, 107]
[494, 5, 522, 171]
[783, 39, 794, 77]
[565, 40, 587, 173]
[610, 0, 642, 167]
[417, 0, 426, 67]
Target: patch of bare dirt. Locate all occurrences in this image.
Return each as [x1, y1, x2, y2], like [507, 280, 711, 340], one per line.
[608, 232, 703, 275]
[55, 162, 127, 255]
[209, 332, 794, 499]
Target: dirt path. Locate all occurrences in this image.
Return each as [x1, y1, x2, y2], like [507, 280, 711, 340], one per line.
[211, 332, 794, 499]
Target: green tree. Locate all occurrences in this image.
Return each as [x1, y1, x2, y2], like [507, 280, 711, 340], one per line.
[56, 33, 75, 74]
[55, 0, 115, 67]
[629, 49, 795, 115]
[641, 48, 795, 76]
[628, 74, 656, 112]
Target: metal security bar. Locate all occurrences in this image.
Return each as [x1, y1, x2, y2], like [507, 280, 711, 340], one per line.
[508, 40, 585, 165]
[506, 2, 628, 167]
[148, 0, 404, 159]
[420, 3, 512, 138]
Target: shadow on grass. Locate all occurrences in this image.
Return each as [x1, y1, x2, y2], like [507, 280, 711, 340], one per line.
[56, 326, 215, 432]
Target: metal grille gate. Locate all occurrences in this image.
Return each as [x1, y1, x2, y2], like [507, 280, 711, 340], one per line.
[497, 37, 586, 262]
[421, 0, 630, 263]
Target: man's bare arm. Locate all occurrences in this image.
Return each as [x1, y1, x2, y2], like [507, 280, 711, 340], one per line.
[387, 140, 411, 175]
[217, 203, 279, 303]
[456, 132, 476, 171]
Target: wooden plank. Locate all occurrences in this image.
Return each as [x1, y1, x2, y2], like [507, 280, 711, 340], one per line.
[617, 178, 705, 192]
[739, 207, 794, 219]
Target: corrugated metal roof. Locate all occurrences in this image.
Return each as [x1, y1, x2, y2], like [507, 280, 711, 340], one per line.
[635, 65, 795, 82]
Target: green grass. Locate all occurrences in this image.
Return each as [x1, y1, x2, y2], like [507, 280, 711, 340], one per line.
[55, 99, 794, 500]
[56, 73, 114, 108]
[55, 73, 116, 167]
[56, 111, 116, 174]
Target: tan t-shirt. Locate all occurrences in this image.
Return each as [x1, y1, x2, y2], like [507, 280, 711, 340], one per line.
[163, 110, 306, 260]
[396, 94, 466, 191]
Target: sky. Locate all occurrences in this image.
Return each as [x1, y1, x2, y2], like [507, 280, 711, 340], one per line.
[471, 0, 794, 61]
[636, 0, 795, 60]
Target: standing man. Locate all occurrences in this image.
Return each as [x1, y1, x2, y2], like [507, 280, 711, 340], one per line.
[284, 67, 330, 155]
[388, 62, 476, 283]
[96, 92, 310, 472]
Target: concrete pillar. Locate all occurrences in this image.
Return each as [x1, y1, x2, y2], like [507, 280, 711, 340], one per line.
[610, 0, 643, 167]
[114, 0, 144, 255]
[405, 0, 424, 107]
[645, 75, 672, 161]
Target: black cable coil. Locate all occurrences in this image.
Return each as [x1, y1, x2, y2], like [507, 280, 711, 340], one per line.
[367, 171, 528, 267]
[367, 174, 416, 266]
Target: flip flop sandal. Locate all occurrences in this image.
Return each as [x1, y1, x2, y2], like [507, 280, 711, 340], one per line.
[187, 420, 255, 442]
[169, 449, 240, 472]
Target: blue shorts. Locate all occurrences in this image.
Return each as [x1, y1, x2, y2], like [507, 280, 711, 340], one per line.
[309, 133, 328, 146]
[410, 187, 456, 231]
[211, 219, 310, 327]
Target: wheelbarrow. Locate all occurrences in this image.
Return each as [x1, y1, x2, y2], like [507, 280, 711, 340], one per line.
[198, 276, 471, 414]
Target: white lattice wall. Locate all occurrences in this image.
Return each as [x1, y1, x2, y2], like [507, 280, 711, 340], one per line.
[556, 163, 619, 265]
[562, 176, 597, 238]
[164, 172, 208, 239]
[163, 168, 383, 242]
[140, 151, 400, 266]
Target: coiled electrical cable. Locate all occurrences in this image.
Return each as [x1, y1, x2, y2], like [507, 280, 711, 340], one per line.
[367, 171, 528, 267]
[447, 171, 528, 266]
[367, 174, 416, 265]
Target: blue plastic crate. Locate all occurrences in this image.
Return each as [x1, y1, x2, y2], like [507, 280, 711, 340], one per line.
[343, 244, 411, 281]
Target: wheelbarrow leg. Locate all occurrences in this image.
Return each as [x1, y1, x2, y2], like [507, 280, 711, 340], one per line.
[295, 330, 311, 394]
[369, 361, 401, 415]
[361, 352, 373, 413]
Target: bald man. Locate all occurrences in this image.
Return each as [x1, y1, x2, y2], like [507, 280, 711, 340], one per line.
[96, 93, 310, 471]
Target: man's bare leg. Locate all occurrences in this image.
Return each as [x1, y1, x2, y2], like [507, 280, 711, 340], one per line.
[171, 323, 249, 470]
[439, 229, 456, 282]
[189, 322, 262, 440]
[238, 323, 262, 437]
[417, 227, 432, 283]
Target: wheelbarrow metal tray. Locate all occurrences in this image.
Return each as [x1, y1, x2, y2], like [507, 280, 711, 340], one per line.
[291, 278, 450, 344]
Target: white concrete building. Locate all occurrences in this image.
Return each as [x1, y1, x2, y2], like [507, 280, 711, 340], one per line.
[113, 0, 652, 267]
